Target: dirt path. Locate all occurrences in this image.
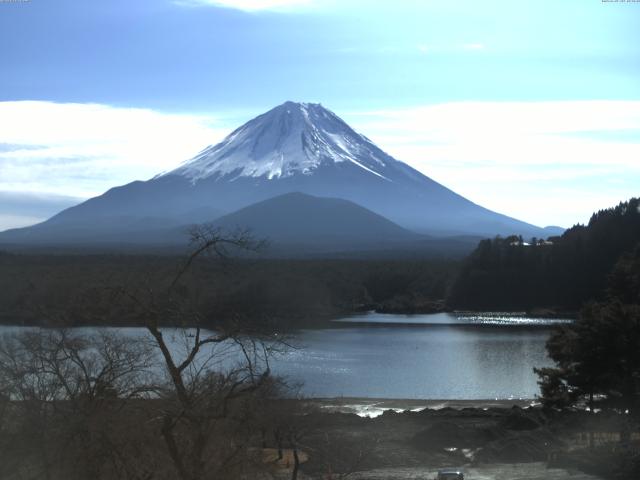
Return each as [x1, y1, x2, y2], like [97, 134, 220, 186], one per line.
[349, 462, 603, 479]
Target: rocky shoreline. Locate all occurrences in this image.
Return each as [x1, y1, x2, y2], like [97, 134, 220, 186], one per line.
[291, 398, 637, 480]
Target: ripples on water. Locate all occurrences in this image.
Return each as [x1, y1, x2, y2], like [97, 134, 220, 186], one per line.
[0, 312, 569, 400]
[334, 311, 572, 326]
[272, 312, 571, 399]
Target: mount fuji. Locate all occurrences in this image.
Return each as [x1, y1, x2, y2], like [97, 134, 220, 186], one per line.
[0, 101, 560, 250]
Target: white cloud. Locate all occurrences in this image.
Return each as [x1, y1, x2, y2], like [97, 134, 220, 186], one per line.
[345, 101, 640, 227]
[0, 191, 83, 230]
[176, 0, 313, 11]
[462, 43, 485, 50]
[0, 101, 226, 198]
[0, 214, 44, 232]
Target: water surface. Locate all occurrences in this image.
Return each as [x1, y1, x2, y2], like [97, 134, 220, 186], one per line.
[0, 312, 564, 400]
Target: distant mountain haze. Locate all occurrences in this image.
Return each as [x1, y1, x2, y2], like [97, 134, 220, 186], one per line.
[0, 191, 83, 231]
[0, 101, 562, 250]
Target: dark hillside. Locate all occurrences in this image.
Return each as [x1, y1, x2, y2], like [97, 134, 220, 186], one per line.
[0, 253, 459, 328]
[449, 198, 640, 311]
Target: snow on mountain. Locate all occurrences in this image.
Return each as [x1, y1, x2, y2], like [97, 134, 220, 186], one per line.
[0, 101, 558, 245]
[167, 101, 391, 182]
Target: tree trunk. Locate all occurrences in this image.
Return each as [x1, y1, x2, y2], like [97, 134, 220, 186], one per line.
[275, 430, 283, 461]
[589, 392, 594, 449]
[620, 382, 634, 450]
[291, 446, 300, 480]
[161, 414, 192, 480]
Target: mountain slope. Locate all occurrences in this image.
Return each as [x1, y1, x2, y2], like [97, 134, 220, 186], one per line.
[0, 101, 555, 245]
[210, 192, 419, 246]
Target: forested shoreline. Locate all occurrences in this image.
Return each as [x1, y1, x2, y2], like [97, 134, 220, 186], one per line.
[449, 198, 640, 312]
[1, 198, 638, 329]
[0, 253, 459, 329]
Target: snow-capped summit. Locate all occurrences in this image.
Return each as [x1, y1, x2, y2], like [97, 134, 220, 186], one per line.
[0, 101, 558, 246]
[169, 101, 391, 182]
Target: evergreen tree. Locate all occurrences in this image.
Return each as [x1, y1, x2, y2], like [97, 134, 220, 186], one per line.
[535, 247, 640, 446]
[449, 197, 640, 311]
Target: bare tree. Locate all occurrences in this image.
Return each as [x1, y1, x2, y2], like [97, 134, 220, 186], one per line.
[111, 225, 280, 480]
[0, 329, 157, 480]
[0, 226, 286, 480]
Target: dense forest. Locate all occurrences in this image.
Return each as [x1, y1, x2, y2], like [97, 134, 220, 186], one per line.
[448, 198, 640, 312]
[533, 240, 640, 479]
[2, 197, 639, 328]
[0, 251, 458, 329]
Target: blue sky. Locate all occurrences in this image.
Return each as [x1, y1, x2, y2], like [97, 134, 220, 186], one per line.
[0, 0, 639, 230]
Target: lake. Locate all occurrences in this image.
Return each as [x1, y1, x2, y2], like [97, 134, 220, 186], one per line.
[274, 312, 567, 400]
[0, 312, 568, 400]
